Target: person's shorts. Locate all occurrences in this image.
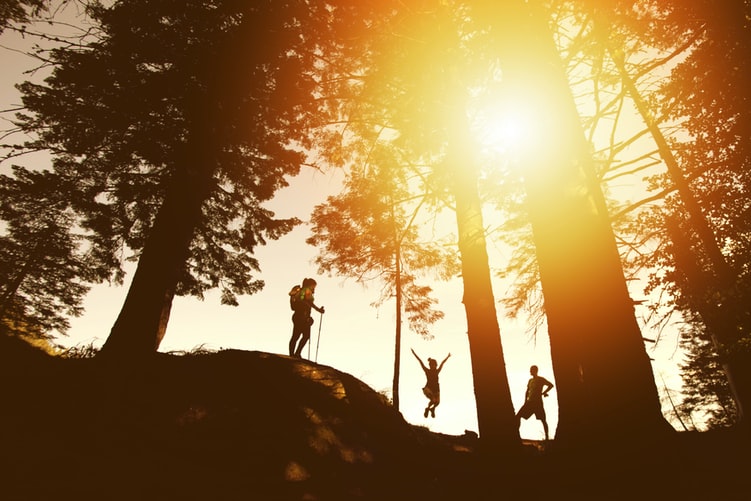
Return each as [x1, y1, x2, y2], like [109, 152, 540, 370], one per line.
[518, 400, 546, 420]
[422, 386, 440, 403]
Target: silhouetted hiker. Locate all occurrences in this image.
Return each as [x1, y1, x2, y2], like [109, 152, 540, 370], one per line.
[289, 277, 325, 358]
[516, 365, 554, 440]
[411, 348, 451, 418]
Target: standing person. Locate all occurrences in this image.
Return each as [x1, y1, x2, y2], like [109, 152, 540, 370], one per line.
[516, 365, 554, 440]
[411, 348, 451, 418]
[288, 278, 325, 358]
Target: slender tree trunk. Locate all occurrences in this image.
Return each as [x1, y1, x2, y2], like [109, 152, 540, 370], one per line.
[608, 44, 747, 425]
[393, 233, 402, 410]
[665, 218, 748, 424]
[610, 49, 734, 282]
[476, 0, 671, 445]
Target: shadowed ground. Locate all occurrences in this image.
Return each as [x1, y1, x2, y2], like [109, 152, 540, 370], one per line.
[0, 334, 747, 500]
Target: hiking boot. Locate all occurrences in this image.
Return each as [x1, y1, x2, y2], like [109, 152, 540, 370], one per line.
[424, 407, 429, 418]
[430, 408, 435, 418]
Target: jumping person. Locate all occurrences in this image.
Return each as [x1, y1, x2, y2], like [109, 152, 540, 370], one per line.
[289, 278, 325, 358]
[411, 348, 451, 418]
[516, 365, 554, 440]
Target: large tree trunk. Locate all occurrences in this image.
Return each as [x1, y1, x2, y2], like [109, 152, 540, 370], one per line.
[476, 0, 671, 445]
[97, 6, 244, 358]
[99, 139, 214, 357]
[449, 118, 519, 451]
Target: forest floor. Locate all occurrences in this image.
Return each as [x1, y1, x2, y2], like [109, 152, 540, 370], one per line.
[1, 334, 748, 500]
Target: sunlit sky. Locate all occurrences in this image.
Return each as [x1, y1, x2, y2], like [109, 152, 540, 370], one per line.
[0, 6, 687, 439]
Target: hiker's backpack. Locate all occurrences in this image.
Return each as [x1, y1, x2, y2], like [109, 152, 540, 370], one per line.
[289, 285, 303, 311]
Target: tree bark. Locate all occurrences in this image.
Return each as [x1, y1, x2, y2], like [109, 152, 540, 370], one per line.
[100, 137, 214, 357]
[476, 0, 672, 445]
[449, 117, 519, 451]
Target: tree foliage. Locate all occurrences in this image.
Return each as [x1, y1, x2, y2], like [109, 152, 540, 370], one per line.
[490, 0, 749, 430]
[304, 0, 521, 445]
[309, 156, 456, 335]
[16, 0, 308, 297]
[678, 321, 739, 428]
[648, 0, 751, 414]
[0, 0, 48, 32]
[10, 0, 399, 353]
[590, 0, 751, 425]
[0, 166, 95, 338]
[308, 143, 458, 409]
[5, 0, 749, 440]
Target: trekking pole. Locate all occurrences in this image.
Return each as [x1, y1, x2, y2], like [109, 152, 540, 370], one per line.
[307, 328, 311, 359]
[306, 313, 315, 359]
[314, 311, 323, 363]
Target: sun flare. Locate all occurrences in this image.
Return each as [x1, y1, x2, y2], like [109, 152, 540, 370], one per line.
[478, 113, 533, 151]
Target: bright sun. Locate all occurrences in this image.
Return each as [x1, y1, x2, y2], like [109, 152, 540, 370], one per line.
[480, 113, 532, 150]
[470, 93, 544, 155]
